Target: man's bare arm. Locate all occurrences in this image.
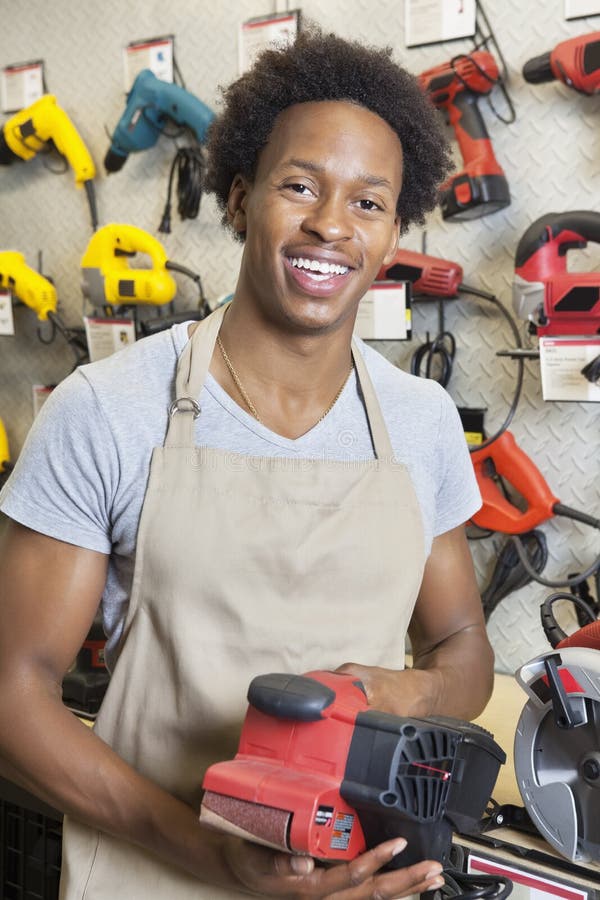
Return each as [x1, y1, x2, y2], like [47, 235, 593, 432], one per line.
[337, 524, 494, 720]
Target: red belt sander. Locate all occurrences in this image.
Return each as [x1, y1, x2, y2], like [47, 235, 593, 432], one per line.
[200, 671, 505, 868]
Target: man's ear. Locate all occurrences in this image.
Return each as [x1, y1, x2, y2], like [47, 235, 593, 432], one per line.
[227, 174, 250, 235]
[382, 217, 401, 265]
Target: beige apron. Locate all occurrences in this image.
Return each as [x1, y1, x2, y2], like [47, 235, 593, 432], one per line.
[59, 303, 426, 899]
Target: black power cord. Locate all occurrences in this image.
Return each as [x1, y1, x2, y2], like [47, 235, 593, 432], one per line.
[158, 146, 205, 233]
[438, 868, 513, 900]
[164, 260, 210, 317]
[540, 591, 597, 648]
[411, 330, 456, 386]
[457, 285, 524, 452]
[410, 284, 525, 451]
[480, 530, 548, 621]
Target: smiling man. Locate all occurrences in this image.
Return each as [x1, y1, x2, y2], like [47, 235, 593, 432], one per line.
[0, 27, 493, 900]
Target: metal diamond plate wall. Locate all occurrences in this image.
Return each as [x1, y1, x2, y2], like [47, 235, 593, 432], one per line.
[1, 0, 599, 675]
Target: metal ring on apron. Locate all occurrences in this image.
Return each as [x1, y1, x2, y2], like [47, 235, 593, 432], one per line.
[169, 397, 201, 418]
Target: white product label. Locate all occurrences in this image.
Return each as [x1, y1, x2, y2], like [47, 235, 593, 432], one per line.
[238, 11, 299, 75]
[539, 337, 600, 402]
[123, 36, 174, 91]
[405, 0, 476, 47]
[84, 316, 136, 362]
[354, 282, 412, 340]
[1, 61, 44, 113]
[0, 291, 14, 335]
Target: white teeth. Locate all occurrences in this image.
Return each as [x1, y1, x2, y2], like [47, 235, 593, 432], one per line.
[289, 257, 349, 276]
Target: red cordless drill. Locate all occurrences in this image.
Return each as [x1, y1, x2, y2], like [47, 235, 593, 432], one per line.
[418, 51, 511, 221]
[523, 31, 600, 94]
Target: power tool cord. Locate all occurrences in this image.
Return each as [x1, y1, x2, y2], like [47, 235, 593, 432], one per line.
[540, 591, 598, 648]
[457, 285, 524, 452]
[411, 285, 524, 451]
[158, 145, 204, 233]
[411, 329, 456, 386]
[510, 531, 600, 588]
[164, 260, 209, 316]
[438, 868, 513, 900]
[480, 529, 548, 621]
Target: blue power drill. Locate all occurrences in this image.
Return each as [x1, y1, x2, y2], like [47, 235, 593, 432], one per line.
[104, 69, 215, 172]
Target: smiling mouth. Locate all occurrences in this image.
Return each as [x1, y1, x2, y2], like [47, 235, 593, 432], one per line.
[288, 256, 350, 281]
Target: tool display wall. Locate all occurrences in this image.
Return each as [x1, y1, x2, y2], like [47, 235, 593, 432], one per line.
[1, 0, 599, 676]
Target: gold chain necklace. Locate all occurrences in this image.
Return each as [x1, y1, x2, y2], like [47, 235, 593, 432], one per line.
[216, 333, 353, 426]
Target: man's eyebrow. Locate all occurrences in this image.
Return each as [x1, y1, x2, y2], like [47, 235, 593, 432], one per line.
[279, 157, 394, 190]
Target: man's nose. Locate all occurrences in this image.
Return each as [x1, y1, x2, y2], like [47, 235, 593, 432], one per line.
[301, 194, 353, 243]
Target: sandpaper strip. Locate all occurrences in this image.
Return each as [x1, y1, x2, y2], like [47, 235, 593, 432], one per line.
[200, 791, 292, 852]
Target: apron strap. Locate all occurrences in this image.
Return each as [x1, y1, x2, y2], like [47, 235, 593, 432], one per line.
[165, 304, 228, 447]
[351, 338, 395, 461]
[166, 303, 395, 460]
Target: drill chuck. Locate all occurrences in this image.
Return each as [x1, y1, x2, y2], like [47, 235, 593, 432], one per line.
[523, 52, 555, 84]
[104, 146, 127, 173]
[0, 130, 19, 165]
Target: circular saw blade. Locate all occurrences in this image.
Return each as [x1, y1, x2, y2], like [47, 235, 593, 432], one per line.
[532, 698, 600, 861]
[515, 647, 600, 864]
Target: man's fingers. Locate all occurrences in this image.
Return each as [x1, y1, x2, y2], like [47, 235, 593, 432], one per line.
[303, 838, 443, 897]
[231, 835, 445, 899]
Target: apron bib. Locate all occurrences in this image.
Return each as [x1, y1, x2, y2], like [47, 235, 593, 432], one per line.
[60, 304, 426, 899]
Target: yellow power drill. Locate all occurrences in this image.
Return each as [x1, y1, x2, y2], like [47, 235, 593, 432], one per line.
[0, 250, 57, 320]
[0, 250, 88, 364]
[80, 224, 209, 326]
[0, 417, 11, 486]
[0, 94, 98, 230]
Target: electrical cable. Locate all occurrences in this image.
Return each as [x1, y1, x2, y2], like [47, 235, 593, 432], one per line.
[540, 591, 597, 648]
[457, 284, 525, 451]
[480, 530, 548, 621]
[165, 260, 209, 316]
[411, 283, 524, 450]
[411, 330, 456, 386]
[510, 533, 600, 588]
[159, 145, 205, 233]
[436, 868, 513, 900]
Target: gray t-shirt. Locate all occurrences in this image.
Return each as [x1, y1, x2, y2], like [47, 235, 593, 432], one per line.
[0, 322, 481, 670]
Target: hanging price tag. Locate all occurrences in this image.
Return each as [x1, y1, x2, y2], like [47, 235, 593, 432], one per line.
[84, 316, 136, 362]
[354, 282, 412, 340]
[0, 291, 14, 335]
[405, 0, 476, 48]
[1, 60, 44, 113]
[238, 10, 300, 75]
[123, 35, 174, 91]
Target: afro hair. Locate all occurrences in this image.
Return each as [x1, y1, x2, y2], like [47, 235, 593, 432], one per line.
[204, 25, 452, 237]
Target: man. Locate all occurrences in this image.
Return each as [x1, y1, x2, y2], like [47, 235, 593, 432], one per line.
[0, 27, 493, 899]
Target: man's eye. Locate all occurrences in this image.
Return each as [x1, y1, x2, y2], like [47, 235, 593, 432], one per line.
[286, 183, 311, 195]
[358, 199, 382, 211]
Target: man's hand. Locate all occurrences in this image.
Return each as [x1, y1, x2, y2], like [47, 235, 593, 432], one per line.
[334, 663, 440, 718]
[336, 526, 494, 722]
[223, 835, 444, 898]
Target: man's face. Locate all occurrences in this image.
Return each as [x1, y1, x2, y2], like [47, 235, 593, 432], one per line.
[228, 100, 403, 335]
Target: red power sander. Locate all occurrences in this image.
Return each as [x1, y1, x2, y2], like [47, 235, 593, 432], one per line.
[513, 211, 600, 337]
[200, 671, 506, 869]
[523, 31, 600, 94]
[418, 51, 512, 221]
